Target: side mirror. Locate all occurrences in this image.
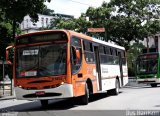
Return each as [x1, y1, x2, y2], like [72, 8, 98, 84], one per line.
[72, 46, 80, 65]
[6, 45, 14, 65]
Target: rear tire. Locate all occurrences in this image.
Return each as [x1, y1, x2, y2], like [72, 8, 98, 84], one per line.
[150, 84, 157, 87]
[79, 83, 89, 105]
[109, 79, 120, 95]
[40, 100, 48, 107]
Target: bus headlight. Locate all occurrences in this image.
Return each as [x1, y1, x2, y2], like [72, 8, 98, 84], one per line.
[154, 75, 157, 78]
[61, 82, 64, 85]
[18, 85, 22, 88]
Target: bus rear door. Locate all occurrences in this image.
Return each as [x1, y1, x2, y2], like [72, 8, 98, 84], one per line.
[118, 51, 123, 86]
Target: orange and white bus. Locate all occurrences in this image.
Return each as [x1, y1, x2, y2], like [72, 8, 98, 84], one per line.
[6, 30, 128, 106]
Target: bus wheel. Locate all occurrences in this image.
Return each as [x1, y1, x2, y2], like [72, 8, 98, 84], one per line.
[150, 84, 157, 87]
[110, 79, 120, 95]
[40, 100, 48, 107]
[80, 83, 89, 105]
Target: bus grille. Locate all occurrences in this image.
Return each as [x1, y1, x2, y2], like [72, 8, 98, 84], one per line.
[23, 92, 62, 98]
[22, 84, 61, 90]
[139, 75, 154, 79]
[138, 81, 155, 83]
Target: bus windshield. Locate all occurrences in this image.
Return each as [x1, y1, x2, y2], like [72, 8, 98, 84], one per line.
[16, 43, 67, 78]
[136, 54, 158, 74]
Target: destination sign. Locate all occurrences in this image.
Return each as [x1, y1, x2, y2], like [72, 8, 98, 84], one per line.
[16, 32, 67, 45]
[138, 54, 158, 59]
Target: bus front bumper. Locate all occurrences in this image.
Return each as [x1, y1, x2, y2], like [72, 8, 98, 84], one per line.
[137, 78, 160, 84]
[14, 83, 73, 100]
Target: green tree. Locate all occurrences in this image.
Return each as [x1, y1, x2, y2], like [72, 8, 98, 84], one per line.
[48, 0, 160, 52]
[0, 11, 12, 60]
[74, 14, 92, 34]
[49, 14, 91, 32]
[85, 3, 113, 39]
[76, 0, 160, 50]
[106, 0, 160, 50]
[42, 6, 54, 16]
[0, 0, 51, 41]
[55, 19, 77, 30]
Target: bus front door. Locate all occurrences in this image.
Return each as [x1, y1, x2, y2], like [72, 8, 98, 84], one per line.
[94, 46, 102, 91]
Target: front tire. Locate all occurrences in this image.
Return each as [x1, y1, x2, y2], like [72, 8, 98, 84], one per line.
[40, 100, 48, 107]
[150, 84, 157, 87]
[79, 83, 89, 105]
[109, 79, 120, 95]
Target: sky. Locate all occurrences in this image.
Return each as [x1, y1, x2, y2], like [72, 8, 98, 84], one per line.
[45, 0, 110, 18]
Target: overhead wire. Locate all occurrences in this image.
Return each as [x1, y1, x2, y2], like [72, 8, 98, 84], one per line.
[67, 0, 97, 7]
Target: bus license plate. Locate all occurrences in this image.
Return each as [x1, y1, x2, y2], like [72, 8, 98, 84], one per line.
[36, 91, 45, 96]
[144, 79, 148, 81]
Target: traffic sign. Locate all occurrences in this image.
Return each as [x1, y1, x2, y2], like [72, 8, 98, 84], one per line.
[87, 28, 105, 32]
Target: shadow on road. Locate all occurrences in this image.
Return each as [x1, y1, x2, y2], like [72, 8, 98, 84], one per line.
[0, 99, 76, 112]
[0, 92, 118, 113]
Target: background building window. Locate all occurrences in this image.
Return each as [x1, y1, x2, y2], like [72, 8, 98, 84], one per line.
[46, 18, 48, 26]
[41, 17, 44, 27]
[26, 19, 28, 28]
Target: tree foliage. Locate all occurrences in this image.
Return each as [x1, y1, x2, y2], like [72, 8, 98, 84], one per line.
[0, 11, 12, 60]
[0, 0, 51, 23]
[49, 14, 91, 34]
[106, 0, 160, 50]
[42, 6, 54, 16]
[0, 0, 51, 41]
[50, 0, 160, 51]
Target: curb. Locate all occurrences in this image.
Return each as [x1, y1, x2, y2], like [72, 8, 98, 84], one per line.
[0, 96, 16, 101]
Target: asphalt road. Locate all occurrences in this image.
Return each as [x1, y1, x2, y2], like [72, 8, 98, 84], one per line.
[0, 81, 160, 116]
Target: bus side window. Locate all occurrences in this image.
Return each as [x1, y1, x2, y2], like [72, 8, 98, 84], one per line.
[105, 46, 110, 55]
[110, 48, 113, 55]
[99, 45, 105, 54]
[83, 40, 95, 63]
[71, 37, 82, 74]
[71, 46, 76, 63]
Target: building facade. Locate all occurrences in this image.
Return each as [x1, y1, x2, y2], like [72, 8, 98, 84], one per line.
[20, 13, 74, 34]
[142, 33, 160, 52]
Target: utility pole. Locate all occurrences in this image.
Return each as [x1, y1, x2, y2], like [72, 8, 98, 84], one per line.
[2, 60, 5, 95]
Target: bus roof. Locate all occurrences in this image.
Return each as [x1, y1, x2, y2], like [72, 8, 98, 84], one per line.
[68, 30, 125, 50]
[17, 29, 125, 50]
[92, 38, 125, 50]
[16, 30, 67, 38]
